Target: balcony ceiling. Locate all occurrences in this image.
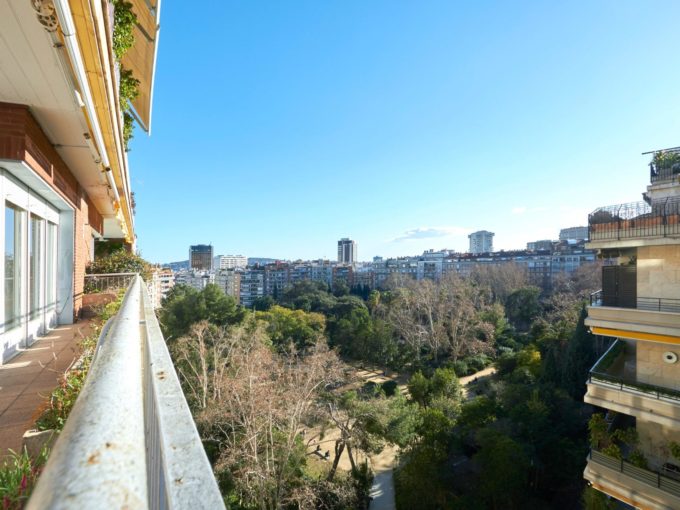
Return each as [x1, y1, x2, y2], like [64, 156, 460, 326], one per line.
[0, 1, 115, 217]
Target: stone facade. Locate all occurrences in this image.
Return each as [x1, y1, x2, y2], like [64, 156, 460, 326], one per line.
[638, 245, 680, 301]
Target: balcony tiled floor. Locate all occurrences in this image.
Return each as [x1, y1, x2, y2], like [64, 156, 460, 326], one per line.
[0, 320, 93, 454]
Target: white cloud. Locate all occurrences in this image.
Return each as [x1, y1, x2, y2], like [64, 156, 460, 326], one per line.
[391, 226, 470, 243]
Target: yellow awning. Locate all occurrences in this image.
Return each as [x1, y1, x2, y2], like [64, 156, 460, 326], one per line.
[121, 0, 160, 132]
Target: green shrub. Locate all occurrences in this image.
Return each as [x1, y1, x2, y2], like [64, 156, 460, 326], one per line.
[601, 444, 621, 460]
[451, 360, 469, 377]
[587, 414, 608, 449]
[628, 450, 648, 469]
[670, 441, 680, 460]
[123, 111, 134, 150]
[35, 293, 125, 431]
[0, 448, 49, 508]
[466, 354, 491, 373]
[86, 249, 151, 279]
[112, 0, 136, 60]
[119, 68, 140, 110]
[35, 363, 89, 431]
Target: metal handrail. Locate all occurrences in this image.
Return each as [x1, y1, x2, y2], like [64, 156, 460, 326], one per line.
[590, 449, 680, 498]
[589, 339, 623, 373]
[589, 364, 680, 402]
[28, 276, 224, 509]
[589, 293, 680, 313]
[84, 272, 138, 294]
[650, 149, 680, 184]
[589, 289, 603, 306]
[588, 197, 680, 241]
[588, 339, 680, 401]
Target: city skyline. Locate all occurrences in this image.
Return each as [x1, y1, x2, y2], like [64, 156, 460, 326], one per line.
[129, 1, 680, 263]
[165, 225, 586, 265]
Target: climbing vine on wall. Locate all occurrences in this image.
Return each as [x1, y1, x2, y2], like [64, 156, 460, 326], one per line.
[112, 0, 139, 151]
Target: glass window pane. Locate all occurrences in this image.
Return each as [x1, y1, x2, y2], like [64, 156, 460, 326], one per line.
[5, 203, 23, 329]
[29, 214, 43, 319]
[46, 222, 56, 308]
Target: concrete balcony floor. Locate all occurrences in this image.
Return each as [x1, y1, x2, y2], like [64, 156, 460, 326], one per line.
[0, 320, 93, 454]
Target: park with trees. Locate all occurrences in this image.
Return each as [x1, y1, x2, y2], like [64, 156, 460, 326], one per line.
[158, 262, 607, 509]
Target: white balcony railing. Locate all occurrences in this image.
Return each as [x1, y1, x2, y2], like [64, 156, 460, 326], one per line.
[84, 272, 137, 293]
[27, 276, 224, 509]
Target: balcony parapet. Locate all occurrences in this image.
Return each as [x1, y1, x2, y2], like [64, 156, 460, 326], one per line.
[649, 148, 680, 185]
[590, 290, 680, 314]
[585, 302, 680, 343]
[586, 449, 680, 510]
[585, 340, 680, 428]
[589, 341, 680, 402]
[27, 276, 224, 509]
[588, 197, 680, 246]
[84, 272, 137, 294]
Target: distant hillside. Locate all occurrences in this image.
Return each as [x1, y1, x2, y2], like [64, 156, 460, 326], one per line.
[164, 260, 189, 271]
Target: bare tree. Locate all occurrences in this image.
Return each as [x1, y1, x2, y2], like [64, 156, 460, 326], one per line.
[439, 273, 495, 362]
[551, 261, 602, 298]
[470, 263, 529, 303]
[171, 321, 238, 410]
[179, 321, 344, 510]
[384, 273, 496, 363]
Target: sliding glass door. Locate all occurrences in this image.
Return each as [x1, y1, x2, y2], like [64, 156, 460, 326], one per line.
[4, 203, 23, 332]
[46, 222, 57, 328]
[1, 174, 60, 361]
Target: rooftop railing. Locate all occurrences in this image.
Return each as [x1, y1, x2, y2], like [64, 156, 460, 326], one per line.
[589, 449, 680, 499]
[28, 276, 224, 509]
[649, 149, 680, 184]
[589, 290, 680, 313]
[588, 197, 680, 241]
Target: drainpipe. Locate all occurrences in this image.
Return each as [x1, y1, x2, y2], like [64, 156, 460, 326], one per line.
[52, 0, 121, 208]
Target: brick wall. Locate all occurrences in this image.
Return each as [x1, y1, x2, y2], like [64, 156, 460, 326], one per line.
[0, 102, 102, 320]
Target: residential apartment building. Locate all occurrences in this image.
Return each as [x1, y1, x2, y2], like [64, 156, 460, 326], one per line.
[190, 244, 213, 271]
[264, 263, 290, 298]
[157, 268, 175, 300]
[337, 238, 357, 264]
[147, 267, 174, 308]
[213, 254, 247, 270]
[559, 226, 588, 241]
[0, 1, 159, 362]
[214, 269, 240, 301]
[583, 149, 680, 509]
[332, 265, 354, 289]
[240, 268, 265, 308]
[174, 270, 214, 291]
[527, 240, 554, 251]
[550, 243, 596, 279]
[468, 230, 494, 254]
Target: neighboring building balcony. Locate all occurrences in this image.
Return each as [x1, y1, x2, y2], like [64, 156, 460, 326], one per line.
[586, 290, 680, 343]
[650, 150, 680, 185]
[585, 449, 680, 510]
[27, 276, 224, 509]
[585, 340, 680, 427]
[587, 198, 680, 248]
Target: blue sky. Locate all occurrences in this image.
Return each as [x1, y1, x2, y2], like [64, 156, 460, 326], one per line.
[129, 1, 680, 263]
